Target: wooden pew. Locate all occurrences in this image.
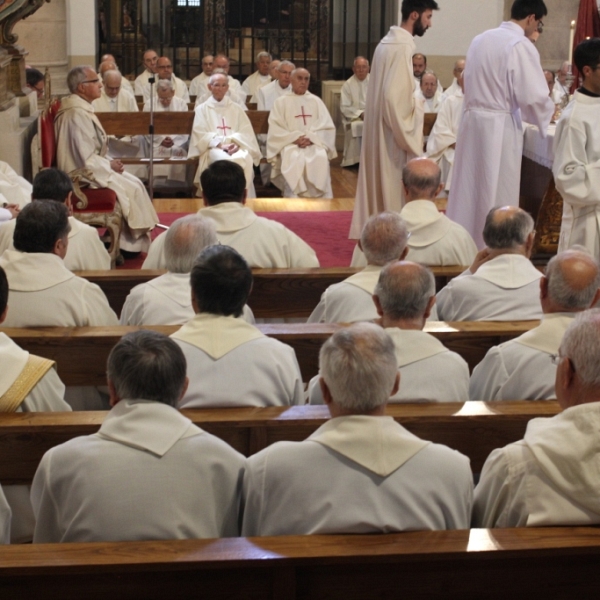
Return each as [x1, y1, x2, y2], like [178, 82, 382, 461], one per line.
[75, 266, 467, 318]
[135, 94, 197, 103]
[1, 321, 538, 385]
[1, 527, 599, 598]
[0, 401, 559, 484]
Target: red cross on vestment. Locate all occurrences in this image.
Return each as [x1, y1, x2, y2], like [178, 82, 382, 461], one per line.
[216, 118, 231, 135]
[295, 106, 312, 125]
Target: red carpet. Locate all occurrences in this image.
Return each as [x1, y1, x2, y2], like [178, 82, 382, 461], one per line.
[121, 211, 355, 269]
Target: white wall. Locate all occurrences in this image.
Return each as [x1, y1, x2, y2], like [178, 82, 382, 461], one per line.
[65, 0, 96, 63]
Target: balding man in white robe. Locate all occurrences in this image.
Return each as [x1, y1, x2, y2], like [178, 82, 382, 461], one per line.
[242, 322, 473, 536]
[242, 51, 272, 103]
[140, 56, 190, 104]
[188, 54, 213, 97]
[98, 60, 134, 96]
[439, 59, 465, 102]
[32, 330, 246, 543]
[340, 56, 369, 167]
[189, 73, 261, 198]
[134, 49, 158, 96]
[470, 250, 600, 401]
[414, 72, 442, 113]
[412, 53, 443, 94]
[194, 55, 247, 109]
[0, 161, 31, 210]
[268, 68, 336, 198]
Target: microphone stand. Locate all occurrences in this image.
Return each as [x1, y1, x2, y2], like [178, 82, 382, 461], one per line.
[148, 74, 156, 202]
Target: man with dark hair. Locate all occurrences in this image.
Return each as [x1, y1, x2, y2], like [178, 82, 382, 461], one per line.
[171, 245, 303, 408]
[143, 161, 318, 269]
[553, 38, 600, 260]
[31, 329, 245, 543]
[26, 68, 45, 99]
[350, 0, 439, 239]
[0, 168, 110, 270]
[447, 0, 555, 249]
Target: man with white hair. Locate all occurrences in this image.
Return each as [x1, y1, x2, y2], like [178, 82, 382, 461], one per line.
[470, 249, 600, 401]
[268, 68, 337, 198]
[242, 51, 272, 103]
[308, 212, 409, 323]
[188, 73, 261, 197]
[473, 309, 600, 527]
[98, 60, 135, 96]
[269, 60, 281, 80]
[414, 72, 442, 113]
[134, 49, 159, 96]
[309, 261, 469, 405]
[172, 245, 303, 408]
[242, 322, 473, 536]
[340, 56, 370, 167]
[194, 55, 247, 108]
[121, 215, 254, 326]
[55, 65, 158, 252]
[188, 54, 214, 97]
[141, 56, 190, 103]
[436, 206, 543, 321]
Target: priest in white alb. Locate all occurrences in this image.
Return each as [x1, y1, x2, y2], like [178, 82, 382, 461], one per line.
[188, 54, 214, 98]
[140, 56, 190, 104]
[134, 49, 158, 96]
[241, 51, 272, 103]
[439, 59, 465, 102]
[414, 72, 442, 113]
[340, 56, 370, 167]
[188, 73, 261, 197]
[267, 68, 337, 198]
[194, 55, 247, 109]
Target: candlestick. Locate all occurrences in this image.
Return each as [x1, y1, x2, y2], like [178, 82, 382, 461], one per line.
[569, 20, 576, 65]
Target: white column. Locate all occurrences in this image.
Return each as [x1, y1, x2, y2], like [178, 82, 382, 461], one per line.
[65, 0, 97, 70]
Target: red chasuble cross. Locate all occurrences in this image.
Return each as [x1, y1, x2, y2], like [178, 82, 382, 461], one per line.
[295, 106, 312, 125]
[216, 118, 231, 135]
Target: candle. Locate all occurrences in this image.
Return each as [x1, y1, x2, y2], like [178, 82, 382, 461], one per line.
[569, 20, 576, 65]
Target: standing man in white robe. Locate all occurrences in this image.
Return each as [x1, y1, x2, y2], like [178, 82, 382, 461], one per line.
[0, 160, 31, 209]
[242, 322, 473, 536]
[55, 66, 158, 253]
[172, 245, 304, 408]
[473, 310, 600, 528]
[242, 51, 272, 103]
[340, 56, 370, 168]
[349, 1, 439, 239]
[436, 206, 543, 321]
[31, 330, 246, 543]
[267, 68, 337, 198]
[470, 249, 600, 401]
[134, 49, 158, 96]
[553, 39, 600, 260]
[446, 0, 555, 249]
[414, 72, 442, 113]
[188, 73, 261, 197]
[194, 55, 247, 109]
[440, 59, 465, 102]
[188, 54, 214, 98]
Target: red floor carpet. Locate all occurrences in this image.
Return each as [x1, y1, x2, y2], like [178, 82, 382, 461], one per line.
[121, 211, 355, 269]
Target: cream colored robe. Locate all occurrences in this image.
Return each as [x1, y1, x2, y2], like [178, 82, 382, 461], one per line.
[189, 72, 209, 97]
[141, 75, 190, 103]
[414, 88, 443, 113]
[0, 161, 32, 209]
[340, 74, 369, 167]
[242, 70, 271, 103]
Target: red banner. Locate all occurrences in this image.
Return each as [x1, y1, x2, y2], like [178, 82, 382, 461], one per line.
[571, 0, 600, 91]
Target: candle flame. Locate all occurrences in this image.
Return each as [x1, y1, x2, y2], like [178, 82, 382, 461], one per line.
[571, 20, 576, 27]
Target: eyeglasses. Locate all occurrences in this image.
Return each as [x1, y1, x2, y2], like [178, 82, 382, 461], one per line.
[81, 79, 100, 84]
[537, 20, 544, 34]
[549, 353, 562, 366]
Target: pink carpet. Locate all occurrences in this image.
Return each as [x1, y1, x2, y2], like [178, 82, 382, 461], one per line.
[120, 211, 355, 269]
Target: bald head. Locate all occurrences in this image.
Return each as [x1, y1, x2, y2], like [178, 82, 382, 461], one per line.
[453, 59, 465, 79]
[291, 68, 310, 95]
[99, 61, 118, 76]
[353, 56, 370, 81]
[402, 158, 442, 201]
[483, 206, 535, 253]
[420, 72, 438, 99]
[360, 212, 409, 266]
[214, 54, 230, 73]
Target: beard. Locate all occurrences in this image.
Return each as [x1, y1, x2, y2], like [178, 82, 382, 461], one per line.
[413, 18, 428, 37]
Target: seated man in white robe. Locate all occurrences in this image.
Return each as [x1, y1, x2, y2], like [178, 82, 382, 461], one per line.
[172, 245, 304, 408]
[351, 158, 477, 268]
[340, 56, 369, 168]
[268, 68, 337, 198]
[0, 168, 111, 270]
[241, 51, 272, 103]
[413, 53, 443, 94]
[309, 261, 469, 405]
[0, 160, 31, 210]
[188, 73, 261, 198]
[439, 59, 465, 102]
[98, 59, 135, 96]
[194, 55, 247, 109]
[121, 214, 254, 325]
[414, 72, 442, 113]
[134, 49, 158, 96]
[55, 66, 159, 253]
[188, 54, 214, 98]
[242, 322, 473, 536]
[142, 161, 318, 269]
[31, 330, 245, 543]
[308, 212, 408, 323]
[552, 60, 571, 106]
[470, 249, 600, 401]
[140, 56, 190, 104]
[0, 266, 71, 544]
[436, 206, 543, 321]
[473, 310, 600, 528]
[269, 60, 281, 80]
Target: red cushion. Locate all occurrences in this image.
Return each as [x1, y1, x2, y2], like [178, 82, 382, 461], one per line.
[40, 99, 61, 168]
[73, 188, 118, 213]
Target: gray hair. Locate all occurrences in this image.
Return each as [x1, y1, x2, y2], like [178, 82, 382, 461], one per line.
[402, 161, 441, 198]
[291, 68, 310, 78]
[360, 212, 409, 266]
[67, 65, 94, 93]
[278, 60, 295, 71]
[354, 56, 369, 67]
[156, 79, 174, 93]
[209, 71, 228, 85]
[561, 309, 600, 389]
[107, 330, 187, 407]
[375, 261, 435, 320]
[164, 215, 218, 274]
[545, 249, 600, 310]
[483, 207, 535, 250]
[102, 69, 122, 83]
[256, 51, 272, 62]
[320, 323, 398, 413]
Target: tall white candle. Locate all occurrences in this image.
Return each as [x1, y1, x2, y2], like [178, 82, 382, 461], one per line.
[569, 20, 576, 65]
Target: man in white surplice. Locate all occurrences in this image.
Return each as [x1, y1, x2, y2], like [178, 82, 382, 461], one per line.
[242, 322, 473, 536]
[309, 261, 469, 405]
[267, 68, 337, 198]
[189, 73, 261, 198]
[351, 159, 477, 268]
[412, 53, 443, 94]
[98, 59, 135, 97]
[31, 330, 246, 543]
[350, 2, 438, 239]
[142, 161, 318, 270]
[414, 72, 442, 113]
[470, 250, 600, 401]
[473, 310, 600, 528]
[439, 59, 465, 102]
[308, 212, 409, 323]
[194, 55, 247, 109]
[188, 54, 214, 98]
[552, 60, 571, 106]
[241, 51, 272, 103]
[446, 0, 555, 249]
[121, 215, 255, 326]
[436, 206, 543, 321]
[0, 169, 110, 271]
[340, 56, 370, 167]
[55, 66, 158, 253]
[140, 56, 190, 104]
[134, 49, 158, 96]
[172, 245, 304, 408]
